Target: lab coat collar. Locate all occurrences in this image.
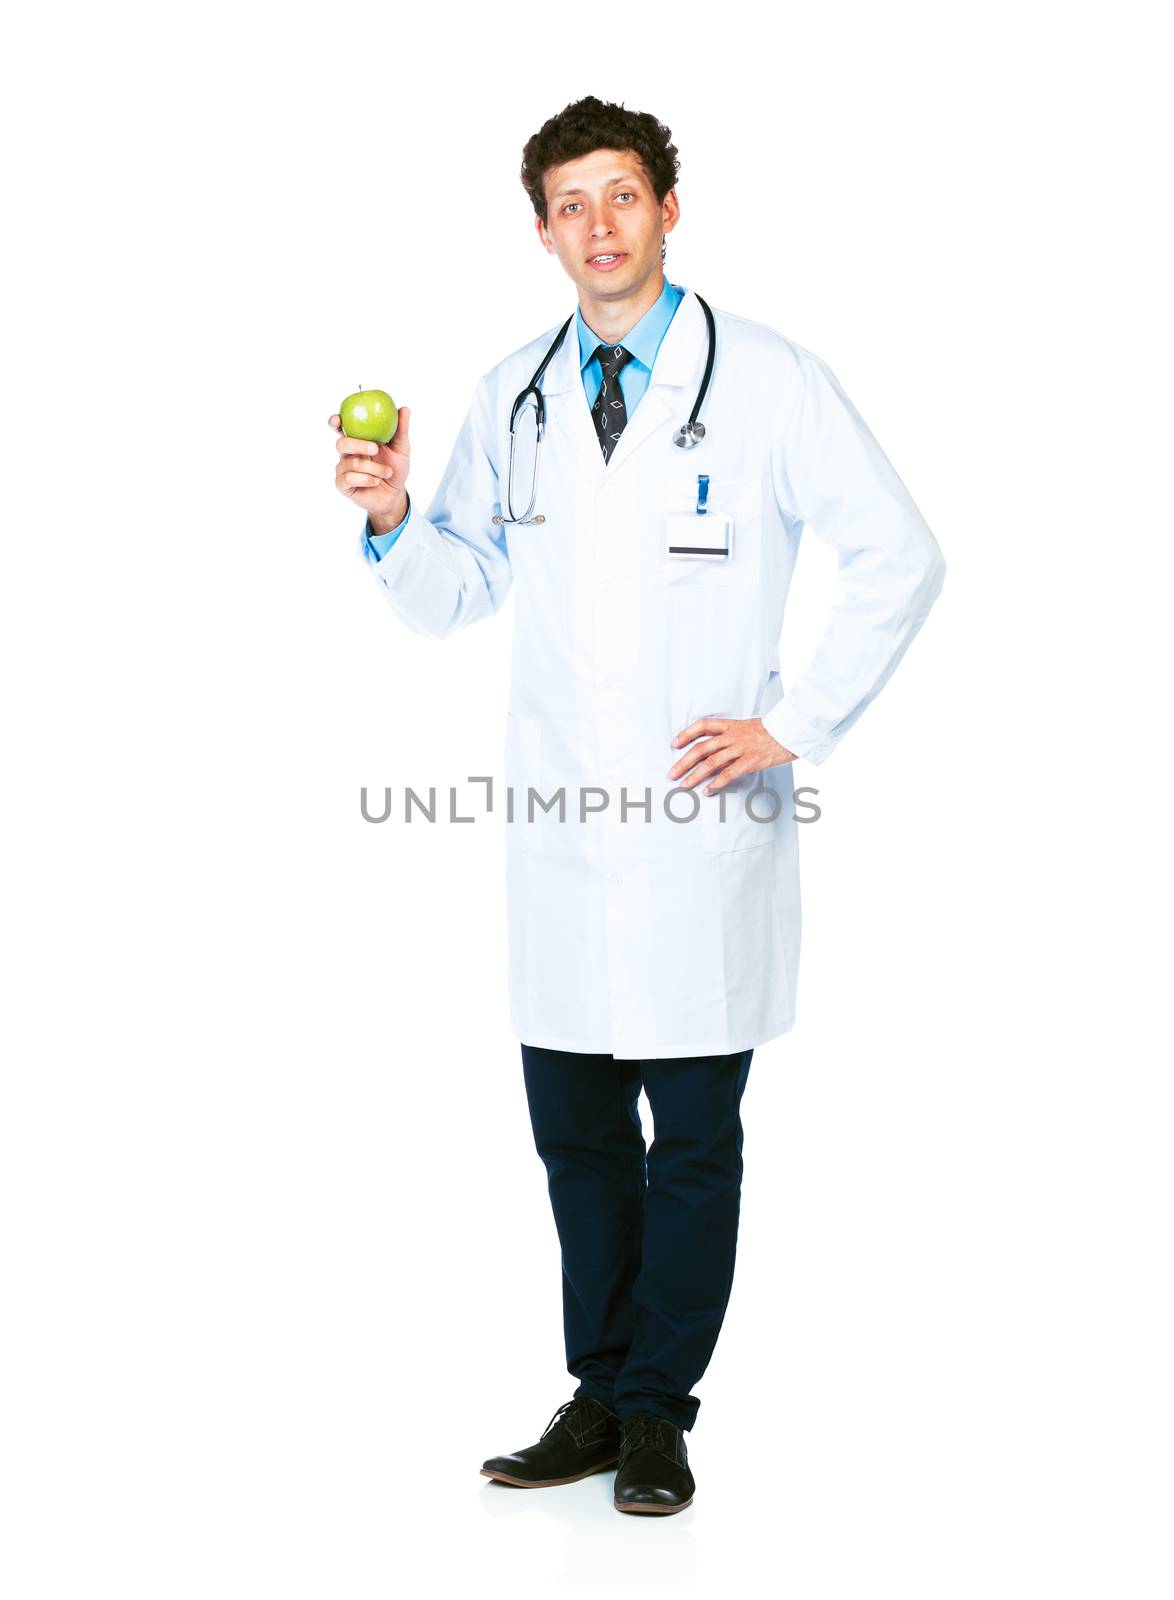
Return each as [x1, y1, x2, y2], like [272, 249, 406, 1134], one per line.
[543, 286, 707, 477]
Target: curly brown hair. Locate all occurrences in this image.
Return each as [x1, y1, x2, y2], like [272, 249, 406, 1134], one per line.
[520, 95, 680, 227]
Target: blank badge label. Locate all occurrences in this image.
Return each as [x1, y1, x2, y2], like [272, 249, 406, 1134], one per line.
[665, 509, 734, 559]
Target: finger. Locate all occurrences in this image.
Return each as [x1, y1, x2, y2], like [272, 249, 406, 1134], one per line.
[338, 460, 396, 483]
[705, 758, 755, 792]
[328, 413, 341, 431]
[392, 404, 410, 445]
[669, 734, 735, 780]
[681, 746, 738, 787]
[337, 435, 386, 459]
[339, 468, 389, 489]
[671, 716, 728, 748]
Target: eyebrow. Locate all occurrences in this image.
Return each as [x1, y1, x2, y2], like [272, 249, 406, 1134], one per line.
[551, 175, 643, 200]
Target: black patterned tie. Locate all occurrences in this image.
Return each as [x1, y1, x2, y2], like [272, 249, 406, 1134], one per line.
[590, 342, 635, 463]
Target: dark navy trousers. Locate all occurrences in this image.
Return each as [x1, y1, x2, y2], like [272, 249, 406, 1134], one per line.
[520, 1042, 753, 1433]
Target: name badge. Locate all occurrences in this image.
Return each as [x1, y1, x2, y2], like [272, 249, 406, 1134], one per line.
[665, 508, 734, 560]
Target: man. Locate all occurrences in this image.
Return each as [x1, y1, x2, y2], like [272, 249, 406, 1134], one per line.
[331, 95, 945, 1516]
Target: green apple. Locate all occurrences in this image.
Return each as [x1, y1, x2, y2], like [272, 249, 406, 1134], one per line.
[339, 387, 398, 444]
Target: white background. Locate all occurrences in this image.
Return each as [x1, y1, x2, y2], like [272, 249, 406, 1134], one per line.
[2, 2, 1170, 1595]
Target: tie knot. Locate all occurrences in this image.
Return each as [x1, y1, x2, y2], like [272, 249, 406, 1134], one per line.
[594, 342, 634, 377]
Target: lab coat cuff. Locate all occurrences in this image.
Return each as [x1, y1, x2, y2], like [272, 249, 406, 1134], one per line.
[760, 702, 837, 765]
[357, 496, 415, 571]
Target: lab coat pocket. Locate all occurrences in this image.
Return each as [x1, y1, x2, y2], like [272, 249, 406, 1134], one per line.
[701, 765, 788, 853]
[655, 473, 763, 589]
[504, 711, 545, 852]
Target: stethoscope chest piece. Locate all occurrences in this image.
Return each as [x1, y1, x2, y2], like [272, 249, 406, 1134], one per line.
[672, 421, 707, 449]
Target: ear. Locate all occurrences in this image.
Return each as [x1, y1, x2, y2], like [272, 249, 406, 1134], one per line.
[535, 213, 554, 255]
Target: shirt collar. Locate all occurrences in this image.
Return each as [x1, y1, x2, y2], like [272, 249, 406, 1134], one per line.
[576, 279, 685, 375]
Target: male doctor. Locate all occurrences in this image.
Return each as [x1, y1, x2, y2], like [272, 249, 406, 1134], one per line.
[331, 95, 945, 1515]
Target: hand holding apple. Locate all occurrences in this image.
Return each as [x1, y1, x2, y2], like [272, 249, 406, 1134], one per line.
[329, 394, 411, 530]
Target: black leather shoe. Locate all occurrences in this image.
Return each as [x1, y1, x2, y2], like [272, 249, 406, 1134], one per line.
[480, 1394, 621, 1487]
[613, 1411, 695, 1513]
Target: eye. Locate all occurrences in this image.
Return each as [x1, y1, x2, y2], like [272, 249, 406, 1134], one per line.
[562, 202, 581, 214]
[616, 192, 635, 201]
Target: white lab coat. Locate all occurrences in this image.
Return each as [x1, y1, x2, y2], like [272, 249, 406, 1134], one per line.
[360, 288, 945, 1058]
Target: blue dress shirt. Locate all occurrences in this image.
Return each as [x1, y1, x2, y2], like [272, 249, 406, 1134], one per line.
[364, 278, 687, 559]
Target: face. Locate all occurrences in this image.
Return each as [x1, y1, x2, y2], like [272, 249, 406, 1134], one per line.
[536, 147, 679, 302]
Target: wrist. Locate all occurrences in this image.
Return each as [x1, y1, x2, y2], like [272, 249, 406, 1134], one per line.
[369, 492, 409, 536]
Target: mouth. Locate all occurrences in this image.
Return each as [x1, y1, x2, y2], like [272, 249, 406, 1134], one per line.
[586, 252, 627, 271]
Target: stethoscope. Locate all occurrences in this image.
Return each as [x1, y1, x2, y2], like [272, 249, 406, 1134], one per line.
[492, 293, 716, 526]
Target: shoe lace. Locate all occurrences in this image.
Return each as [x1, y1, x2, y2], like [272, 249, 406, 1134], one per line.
[539, 1396, 600, 1443]
[619, 1411, 666, 1461]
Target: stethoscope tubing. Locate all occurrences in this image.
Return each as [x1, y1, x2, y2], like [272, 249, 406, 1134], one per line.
[494, 293, 715, 526]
